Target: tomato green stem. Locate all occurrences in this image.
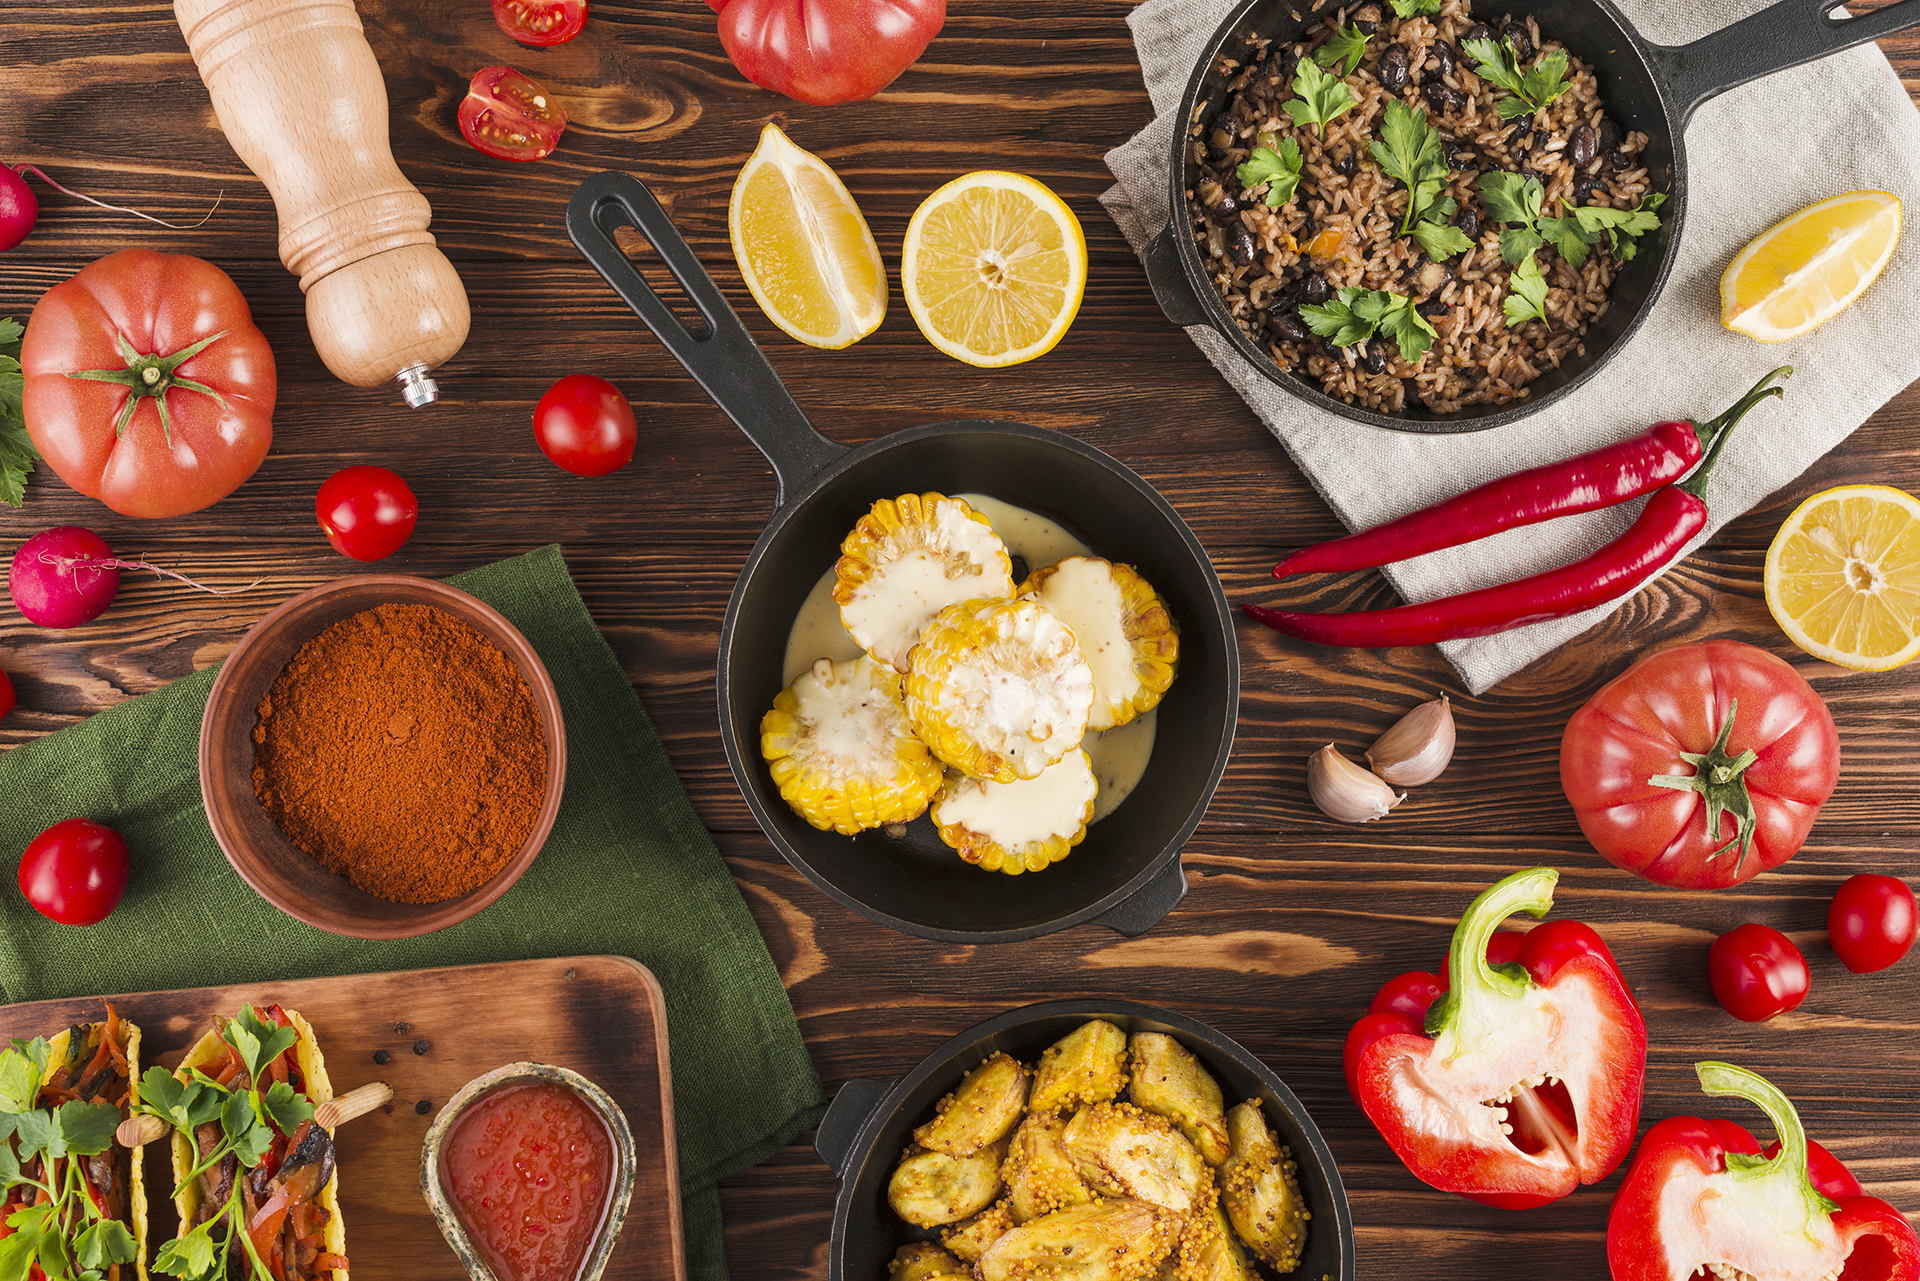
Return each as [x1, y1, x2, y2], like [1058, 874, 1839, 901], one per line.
[64, 328, 233, 443]
[1647, 698, 1760, 871]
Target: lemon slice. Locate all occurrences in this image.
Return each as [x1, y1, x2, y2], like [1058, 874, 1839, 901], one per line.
[728, 123, 886, 350]
[1764, 483, 1920, 670]
[1720, 191, 1901, 342]
[901, 171, 1088, 367]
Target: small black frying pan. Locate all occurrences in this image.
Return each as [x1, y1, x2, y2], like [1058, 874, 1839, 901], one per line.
[566, 172, 1239, 944]
[1145, 0, 1920, 433]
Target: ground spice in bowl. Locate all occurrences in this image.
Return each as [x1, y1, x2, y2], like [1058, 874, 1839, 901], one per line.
[250, 602, 548, 904]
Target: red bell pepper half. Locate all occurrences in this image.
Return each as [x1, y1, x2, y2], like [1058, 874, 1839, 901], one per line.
[1608, 1062, 1919, 1281]
[1344, 866, 1647, 1206]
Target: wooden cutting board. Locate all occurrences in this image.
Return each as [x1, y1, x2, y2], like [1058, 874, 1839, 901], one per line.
[0, 955, 684, 1281]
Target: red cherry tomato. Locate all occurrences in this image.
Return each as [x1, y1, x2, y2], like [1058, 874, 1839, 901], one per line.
[0, 666, 14, 722]
[316, 465, 418, 562]
[491, 0, 586, 44]
[1707, 923, 1810, 1022]
[533, 374, 638, 477]
[1827, 873, 1918, 974]
[457, 67, 567, 162]
[18, 817, 130, 926]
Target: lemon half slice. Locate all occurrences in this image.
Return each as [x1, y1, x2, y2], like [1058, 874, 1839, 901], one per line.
[1764, 483, 1920, 670]
[901, 171, 1088, 367]
[1721, 191, 1901, 343]
[728, 123, 886, 350]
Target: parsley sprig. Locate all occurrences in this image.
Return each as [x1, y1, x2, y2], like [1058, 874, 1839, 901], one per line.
[1284, 57, 1356, 136]
[131, 1007, 316, 1281]
[0, 317, 40, 507]
[1502, 251, 1553, 328]
[0, 1037, 140, 1281]
[1313, 23, 1371, 77]
[1463, 36, 1570, 120]
[1236, 137, 1304, 209]
[1478, 172, 1665, 269]
[1301, 286, 1439, 363]
[1390, 0, 1441, 13]
[1369, 101, 1473, 260]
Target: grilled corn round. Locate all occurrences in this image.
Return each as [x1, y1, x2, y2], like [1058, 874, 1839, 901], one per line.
[933, 749, 1097, 874]
[760, 655, 943, 835]
[834, 492, 1015, 672]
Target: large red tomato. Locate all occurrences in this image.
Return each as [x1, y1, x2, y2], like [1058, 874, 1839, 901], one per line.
[1560, 640, 1838, 890]
[710, 0, 945, 106]
[20, 249, 275, 518]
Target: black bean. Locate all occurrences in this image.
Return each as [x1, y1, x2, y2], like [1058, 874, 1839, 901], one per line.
[1596, 117, 1623, 154]
[1455, 207, 1479, 240]
[1502, 20, 1533, 61]
[1377, 43, 1410, 93]
[1569, 122, 1597, 169]
[1417, 297, 1452, 318]
[1362, 340, 1388, 375]
[1441, 139, 1476, 171]
[1520, 168, 1548, 188]
[1334, 149, 1357, 176]
[1301, 271, 1331, 305]
[1609, 148, 1633, 172]
[1352, 4, 1382, 35]
[1276, 49, 1299, 85]
[1226, 222, 1257, 267]
[1211, 191, 1241, 220]
[1426, 41, 1455, 78]
[1423, 79, 1463, 114]
[1269, 311, 1308, 343]
[1504, 119, 1533, 151]
[1462, 22, 1494, 45]
[1570, 175, 1598, 206]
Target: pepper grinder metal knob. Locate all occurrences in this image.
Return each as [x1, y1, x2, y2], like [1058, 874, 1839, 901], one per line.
[175, 0, 470, 405]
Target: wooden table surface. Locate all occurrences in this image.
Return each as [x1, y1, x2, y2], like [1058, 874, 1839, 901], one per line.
[4, 2, 1917, 1278]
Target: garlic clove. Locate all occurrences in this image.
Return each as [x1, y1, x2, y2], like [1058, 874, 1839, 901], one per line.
[1307, 744, 1404, 823]
[1366, 695, 1456, 787]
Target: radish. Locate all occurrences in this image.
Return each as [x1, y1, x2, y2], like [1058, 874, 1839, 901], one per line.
[0, 165, 221, 252]
[9, 526, 254, 629]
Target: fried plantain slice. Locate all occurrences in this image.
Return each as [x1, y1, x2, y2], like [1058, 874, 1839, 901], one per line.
[1002, 1110, 1093, 1224]
[1028, 1019, 1129, 1113]
[889, 1241, 973, 1281]
[977, 1198, 1181, 1281]
[941, 1197, 1016, 1263]
[1060, 1101, 1211, 1214]
[1128, 1032, 1231, 1167]
[914, 1052, 1032, 1157]
[888, 1137, 1009, 1227]
[1220, 1101, 1309, 1273]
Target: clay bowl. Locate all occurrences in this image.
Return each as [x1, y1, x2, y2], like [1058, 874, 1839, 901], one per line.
[200, 574, 567, 939]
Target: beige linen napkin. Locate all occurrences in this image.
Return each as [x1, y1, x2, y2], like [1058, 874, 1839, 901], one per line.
[1103, 0, 1920, 693]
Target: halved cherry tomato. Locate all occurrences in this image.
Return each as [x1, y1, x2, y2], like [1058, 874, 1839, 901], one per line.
[316, 465, 418, 562]
[457, 67, 567, 163]
[492, 0, 586, 45]
[1707, 923, 1809, 1022]
[1827, 873, 1918, 974]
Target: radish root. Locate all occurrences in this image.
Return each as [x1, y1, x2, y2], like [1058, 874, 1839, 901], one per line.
[16, 165, 221, 230]
[39, 551, 260, 596]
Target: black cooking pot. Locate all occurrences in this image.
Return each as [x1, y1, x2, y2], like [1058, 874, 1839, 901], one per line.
[812, 999, 1356, 1281]
[567, 173, 1238, 944]
[1145, 0, 1920, 432]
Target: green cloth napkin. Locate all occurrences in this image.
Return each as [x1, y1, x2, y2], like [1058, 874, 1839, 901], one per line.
[0, 544, 825, 1281]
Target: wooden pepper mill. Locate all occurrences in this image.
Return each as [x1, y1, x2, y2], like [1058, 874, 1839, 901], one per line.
[175, 0, 470, 406]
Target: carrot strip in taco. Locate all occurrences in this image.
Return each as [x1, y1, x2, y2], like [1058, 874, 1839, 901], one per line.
[0, 1001, 148, 1281]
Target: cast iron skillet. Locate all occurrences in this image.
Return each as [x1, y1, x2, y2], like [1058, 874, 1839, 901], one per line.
[1145, 0, 1920, 433]
[812, 999, 1356, 1281]
[566, 172, 1238, 944]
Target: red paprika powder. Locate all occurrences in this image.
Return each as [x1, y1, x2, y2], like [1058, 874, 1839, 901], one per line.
[251, 603, 547, 903]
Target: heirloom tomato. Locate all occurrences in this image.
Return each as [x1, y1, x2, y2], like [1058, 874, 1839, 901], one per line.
[1560, 640, 1838, 890]
[18, 817, 130, 926]
[710, 0, 946, 105]
[20, 249, 275, 518]
[492, 0, 586, 45]
[1828, 873, 1917, 973]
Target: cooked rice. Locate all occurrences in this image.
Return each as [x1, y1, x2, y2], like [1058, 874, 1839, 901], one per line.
[1186, 0, 1655, 414]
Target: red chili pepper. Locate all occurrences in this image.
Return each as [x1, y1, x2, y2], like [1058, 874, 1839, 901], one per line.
[1344, 867, 1647, 1207]
[1248, 367, 1790, 648]
[1607, 1062, 1919, 1281]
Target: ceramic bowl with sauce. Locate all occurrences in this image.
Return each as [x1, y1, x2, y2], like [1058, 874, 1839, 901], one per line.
[421, 1061, 638, 1281]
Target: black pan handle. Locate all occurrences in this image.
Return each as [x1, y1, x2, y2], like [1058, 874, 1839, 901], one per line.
[1143, 223, 1211, 329]
[566, 171, 847, 509]
[1649, 0, 1920, 128]
[1091, 859, 1189, 936]
[814, 1077, 892, 1178]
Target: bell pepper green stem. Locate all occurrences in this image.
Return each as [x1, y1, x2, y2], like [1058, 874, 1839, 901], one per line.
[1694, 1061, 1841, 1221]
[1426, 866, 1557, 1040]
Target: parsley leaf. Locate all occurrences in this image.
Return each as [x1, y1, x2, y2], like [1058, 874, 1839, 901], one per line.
[153, 1224, 220, 1281]
[261, 1081, 314, 1135]
[0, 1044, 42, 1116]
[75, 1220, 136, 1273]
[221, 1090, 273, 1169]
[1390, 0, 1441, 14]
[0, 317, 36, 509]
[1369, 100, 1450, 239]
[1537, 211, 1597, 269]
[1284, 57, 1356, 137]
[1477, 171, 1550, 265]
[1300, 286, 1437, 362]
[1573, 193, 1667, 261]
[1235, 138, 1304, 208]
[227, 1007, 296, 1086]
[1463, 37, 1570, 120]
[1409, 217, 1474, 260]
[51, 1100, 121, 1160]
[1313, 23, 1370, 77]
[1502, 251, 1553, 328]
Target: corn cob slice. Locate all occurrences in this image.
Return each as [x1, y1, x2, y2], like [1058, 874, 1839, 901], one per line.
[834, 493, 1016, 672]
[760, 655, 943, 835]
[906, 597, 1094, 782]
[933, 749, 1097, 874]
[1018, 556, 1178, 730]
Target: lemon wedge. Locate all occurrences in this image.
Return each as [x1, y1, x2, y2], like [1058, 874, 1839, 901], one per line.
[1764, 483, 1920, 670]
[901, 171, 1087, 367]
[1720, 191, 1901, 342]
[728, 123, 886, 350]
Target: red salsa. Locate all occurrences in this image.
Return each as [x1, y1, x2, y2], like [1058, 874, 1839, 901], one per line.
[441, 1080, 616, 1281]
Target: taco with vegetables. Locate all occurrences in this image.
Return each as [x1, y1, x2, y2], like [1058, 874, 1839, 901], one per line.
[0, 1002, 148, 1281]
[155, 1004, 347, 1281]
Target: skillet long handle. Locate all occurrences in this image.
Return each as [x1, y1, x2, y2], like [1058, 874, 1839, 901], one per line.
[565, 171, 846, 510]
[1650, 0, 1920, 128]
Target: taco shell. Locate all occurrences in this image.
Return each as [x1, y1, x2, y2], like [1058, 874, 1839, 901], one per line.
[170, 1007, 347, 1278]
[44, 1015, 148, 1281]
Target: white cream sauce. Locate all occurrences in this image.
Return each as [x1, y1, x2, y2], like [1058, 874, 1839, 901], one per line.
[1022, 557, 1138, 731]
[791, 656, 911, 771]
[780, 495, 1160, 826]
[934, 750, 1097, 847]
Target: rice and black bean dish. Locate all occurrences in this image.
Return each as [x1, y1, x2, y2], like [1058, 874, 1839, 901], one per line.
[1186, 0, 1667, 414]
